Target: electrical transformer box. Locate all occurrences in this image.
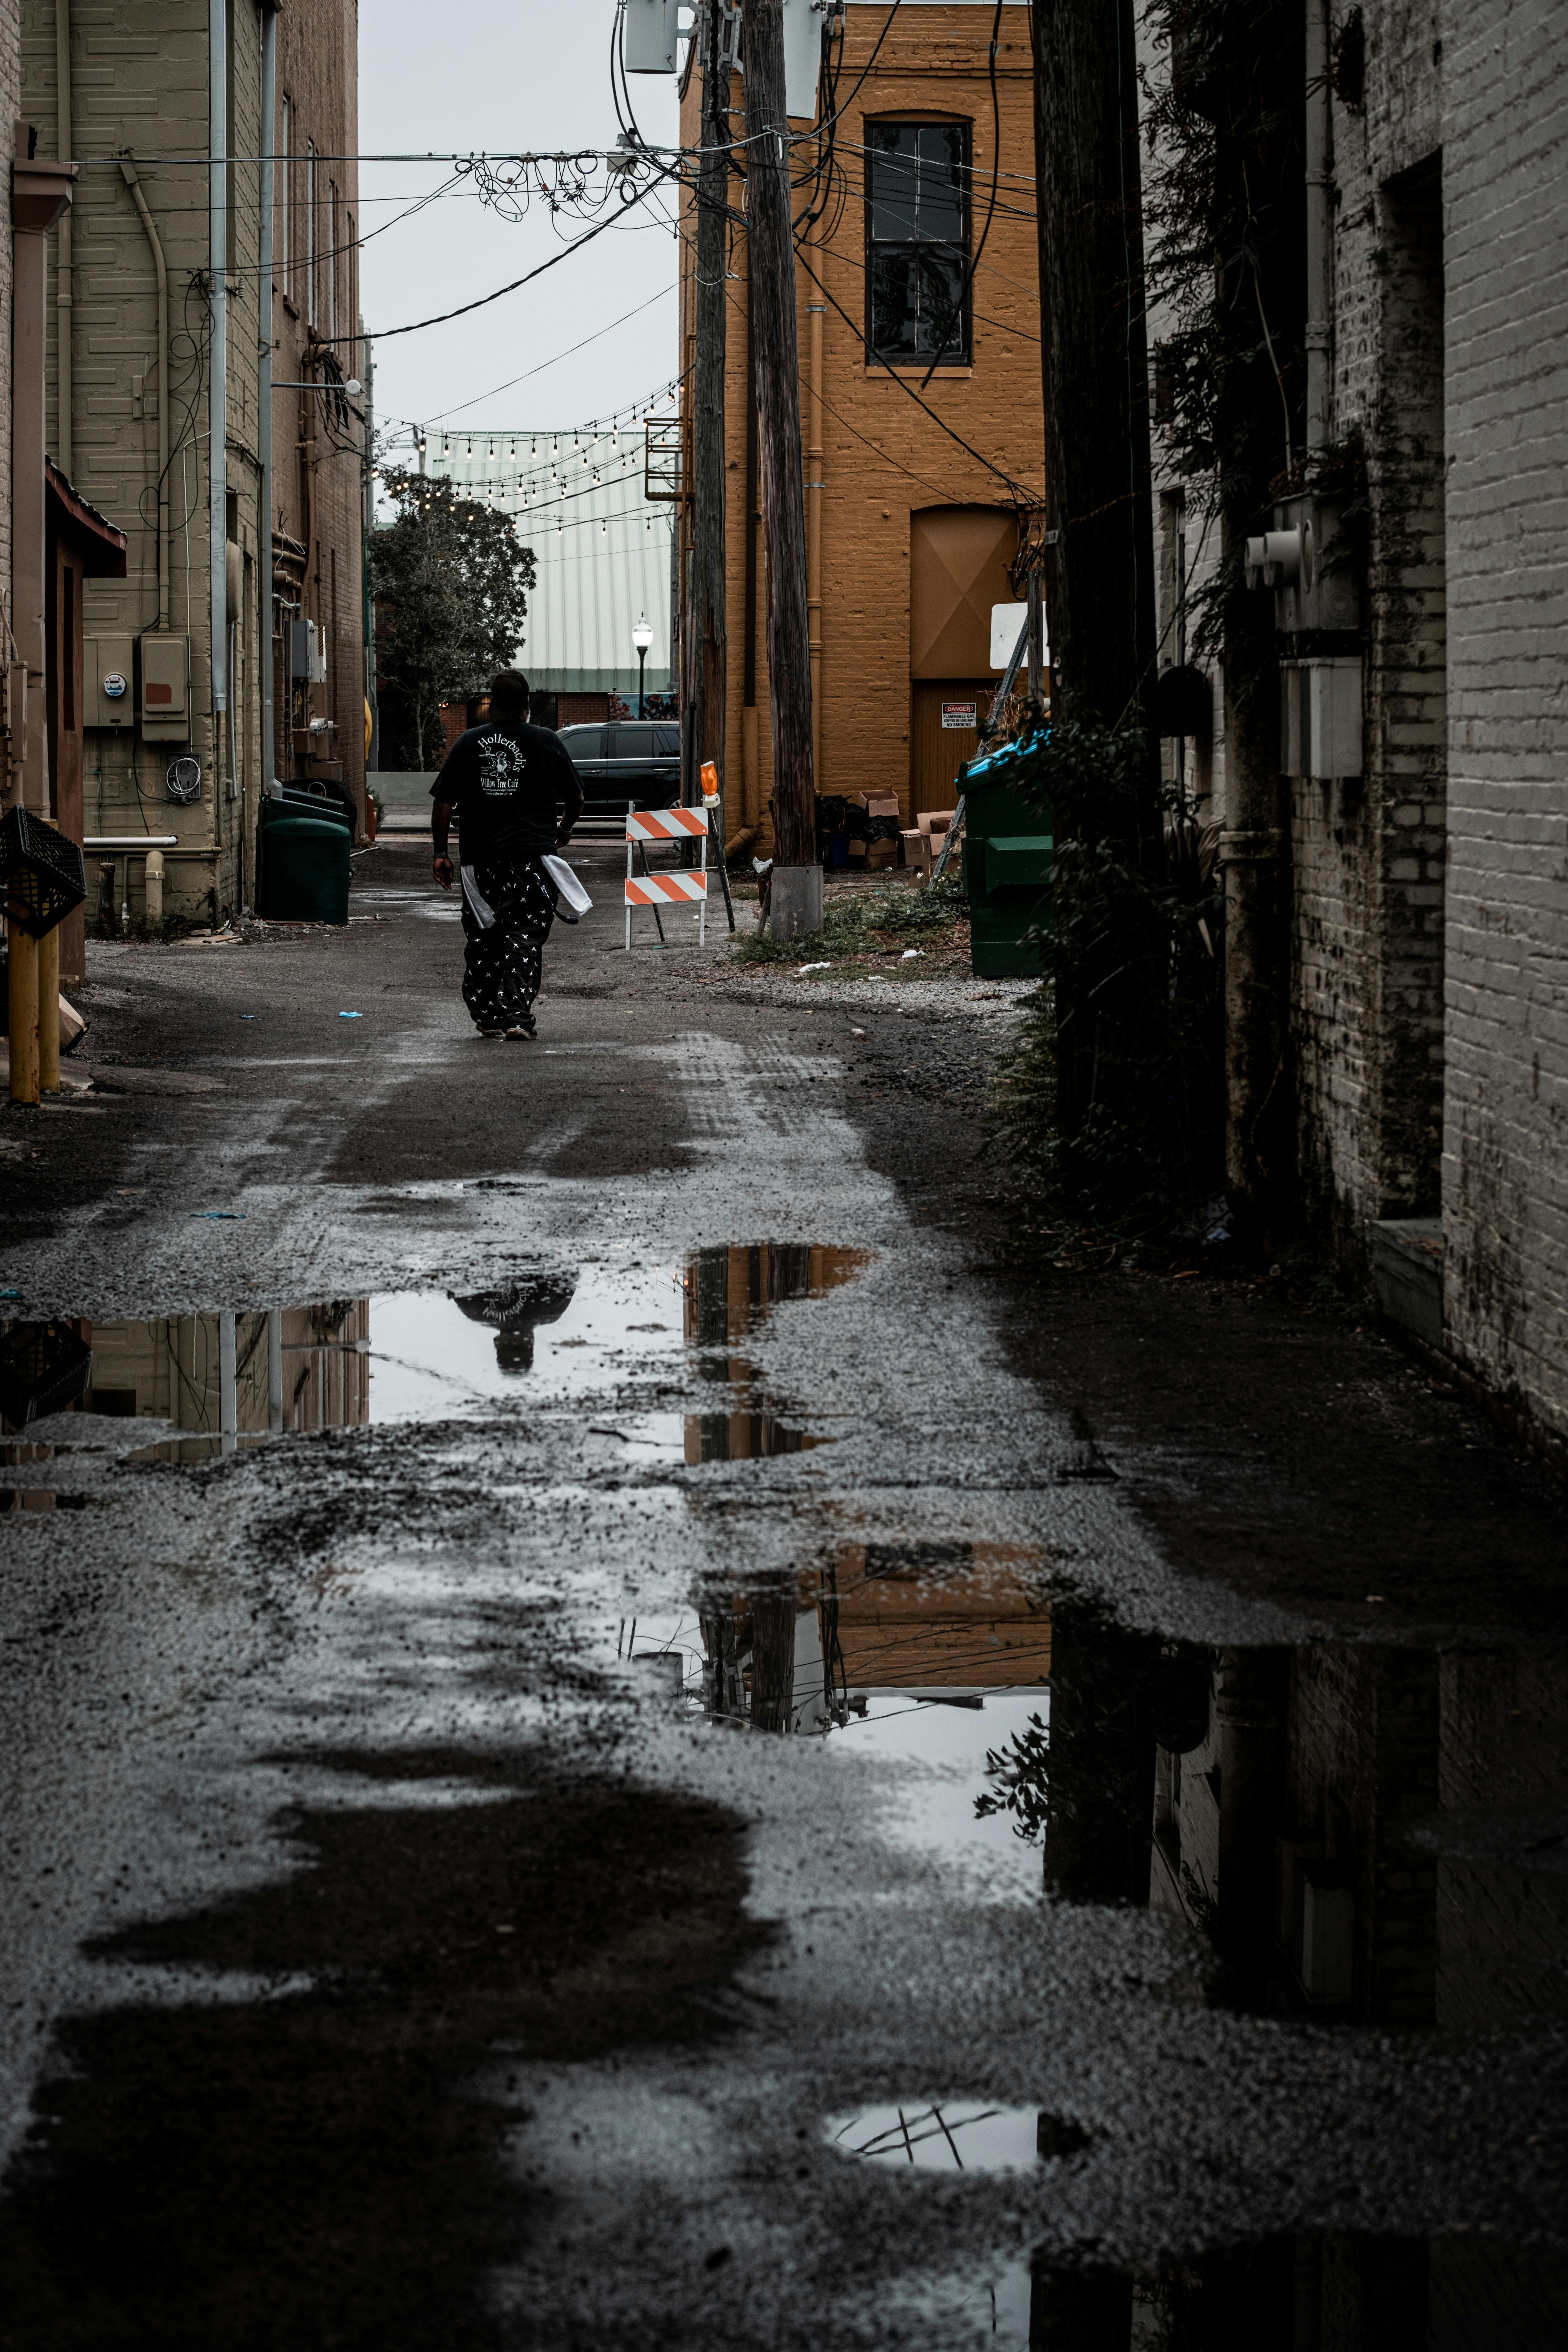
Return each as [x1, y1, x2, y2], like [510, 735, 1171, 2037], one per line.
[84, 634, 137, 729]
[289, 619, 328, 685]
[138, 632, 190, 741]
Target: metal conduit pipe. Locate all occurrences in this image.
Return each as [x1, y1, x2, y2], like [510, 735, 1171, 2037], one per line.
[259, 3, 279, 797]
[208, 0, 228, 791]
[118, 157, 170, 628]
[1304, 0, 1332, 457]
[54, 0, 71, 477]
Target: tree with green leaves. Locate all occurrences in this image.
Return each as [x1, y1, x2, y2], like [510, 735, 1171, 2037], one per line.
[371, 468, 537, 772]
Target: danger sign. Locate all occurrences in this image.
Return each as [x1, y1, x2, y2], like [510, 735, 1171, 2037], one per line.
[941, 701, 977, 730]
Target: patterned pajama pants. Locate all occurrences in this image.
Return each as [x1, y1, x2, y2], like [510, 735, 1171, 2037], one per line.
[459, 856, 556, 1031]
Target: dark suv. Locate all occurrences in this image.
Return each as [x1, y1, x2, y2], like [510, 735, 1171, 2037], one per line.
[557, 722, 682, 825]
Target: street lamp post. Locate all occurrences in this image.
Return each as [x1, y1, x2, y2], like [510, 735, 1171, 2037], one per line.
[632, 613, 653, 719]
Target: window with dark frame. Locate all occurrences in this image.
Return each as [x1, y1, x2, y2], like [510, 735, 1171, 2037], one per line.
[865, 121, 971, 366]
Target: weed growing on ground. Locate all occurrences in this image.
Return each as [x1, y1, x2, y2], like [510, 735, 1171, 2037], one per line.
[731, 874, 967, 965]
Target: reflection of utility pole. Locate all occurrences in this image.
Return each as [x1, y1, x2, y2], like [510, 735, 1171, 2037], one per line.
[744, 0, 817, 938]
[691, 0, 729, 816]
[749, 1583, 796, 1731]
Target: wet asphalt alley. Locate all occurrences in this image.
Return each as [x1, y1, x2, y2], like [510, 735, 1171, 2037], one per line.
[2, 837, 1566, 2348]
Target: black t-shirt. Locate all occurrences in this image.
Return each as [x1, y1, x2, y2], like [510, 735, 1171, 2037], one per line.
[431, 722, 583, 861]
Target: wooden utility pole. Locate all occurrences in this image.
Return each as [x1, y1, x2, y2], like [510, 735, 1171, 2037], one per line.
[744, 0, 818, 933]
[691, 0, 729, 820]
[1031, 0, 1161, 1181]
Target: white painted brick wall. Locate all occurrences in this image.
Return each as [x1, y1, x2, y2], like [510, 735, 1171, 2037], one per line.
[1441, 0, 1568, 1444]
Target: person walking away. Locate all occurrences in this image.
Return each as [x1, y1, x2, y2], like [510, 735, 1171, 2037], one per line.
[430, 670, 584, 1039]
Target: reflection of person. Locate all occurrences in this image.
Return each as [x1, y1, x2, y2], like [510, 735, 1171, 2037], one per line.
[451, 1273, 577, 1373]
[431, 669, 583, 1041]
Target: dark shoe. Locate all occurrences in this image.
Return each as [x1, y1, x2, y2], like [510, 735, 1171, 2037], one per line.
[504, 1024, 536, 1042]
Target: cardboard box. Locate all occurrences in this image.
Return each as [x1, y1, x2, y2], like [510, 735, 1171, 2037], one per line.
[860, 793, 902, 819]
[865, 840, 897, 869]
[917, 808, 957, 839]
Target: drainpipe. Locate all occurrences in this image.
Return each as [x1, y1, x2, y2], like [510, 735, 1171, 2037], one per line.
[118, 157, 169, 628]
[208, 0, 227, 821]
[259, 2, 278, 793]
[362, 339, 377, 772]
[1304, 0, 1332, 458]
[9, 128, 75, 1104]
[805, 293, 824, 793]
[54, 0, 70, 476]
[219, 1309, 237, 1454]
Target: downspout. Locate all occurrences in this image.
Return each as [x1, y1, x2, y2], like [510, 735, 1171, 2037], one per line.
[54, 0, 71, 476]
[806, 292, 824, 794]
[118, 157, 169, 628]
[362, 337, 377, 771]
[1304, 0, 1332, 457]
[742, 289, 759, 828]
[208, 0, 227, 839]
[258, 2, 278, 790]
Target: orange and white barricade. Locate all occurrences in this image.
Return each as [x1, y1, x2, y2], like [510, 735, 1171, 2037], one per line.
[625, 805, 708, 949]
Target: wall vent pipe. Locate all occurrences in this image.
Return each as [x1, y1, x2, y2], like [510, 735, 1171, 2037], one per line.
[54, 0, 71, 476]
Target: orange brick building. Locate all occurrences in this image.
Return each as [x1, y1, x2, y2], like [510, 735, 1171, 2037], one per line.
[677, 3, 1043, 850]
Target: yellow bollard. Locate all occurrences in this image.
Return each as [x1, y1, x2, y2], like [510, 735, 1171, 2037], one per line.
[7, 919, 39, 1105]
[38, 922, 59, 1094]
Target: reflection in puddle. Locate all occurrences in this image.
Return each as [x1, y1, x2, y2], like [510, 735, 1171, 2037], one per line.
[1049, 1601, 1568, 2030]
[1027, 2235, 1568, 2348]
[828, 2102, 1040, 2172]
[0, 1242, 858, 1469]
[698, 1540, 1052, 1738]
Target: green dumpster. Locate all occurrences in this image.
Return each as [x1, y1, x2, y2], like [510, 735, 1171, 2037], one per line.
[958, 733, 1053, 978]
[256, 814, 351, 925]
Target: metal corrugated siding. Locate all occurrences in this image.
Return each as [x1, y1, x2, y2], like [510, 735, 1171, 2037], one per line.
[426, 425, 673, 692]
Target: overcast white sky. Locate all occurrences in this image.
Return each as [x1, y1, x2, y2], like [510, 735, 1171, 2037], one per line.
[357, 1, 683, 455]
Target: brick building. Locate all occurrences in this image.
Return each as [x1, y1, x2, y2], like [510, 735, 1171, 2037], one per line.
[1137, 0, 1568, 1454]
[19, 0, 365, 934]
[677, 1, 1043, 852]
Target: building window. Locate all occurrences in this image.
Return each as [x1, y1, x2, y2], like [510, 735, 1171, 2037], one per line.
[865, 122, 970, 366]
[279, 94, 291, 303]
[306, 139, 317, 324]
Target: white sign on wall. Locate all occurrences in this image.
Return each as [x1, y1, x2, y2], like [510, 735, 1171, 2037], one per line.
[990, 602, 1028, 669]
[941, 702, 978, 730]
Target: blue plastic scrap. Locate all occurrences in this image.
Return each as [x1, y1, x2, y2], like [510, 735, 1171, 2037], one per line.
[192, 1211, 246, 1220]
[338, 1010, 363, 1020]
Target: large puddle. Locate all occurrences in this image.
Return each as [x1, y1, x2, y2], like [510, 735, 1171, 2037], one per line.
[0, 1242, 859, 1473]
[6, 1243, 1568, 2342]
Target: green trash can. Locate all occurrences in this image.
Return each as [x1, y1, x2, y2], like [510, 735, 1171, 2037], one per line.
[959, 732, 1053, 978]
[256, 814, 351, 925]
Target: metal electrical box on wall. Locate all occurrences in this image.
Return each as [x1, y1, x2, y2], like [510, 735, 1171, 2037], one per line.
[1281, 658, 1363, 781]
[137, 632, 190, 741]
[84, 634, 136, 729]
[290, 619, 328, 685]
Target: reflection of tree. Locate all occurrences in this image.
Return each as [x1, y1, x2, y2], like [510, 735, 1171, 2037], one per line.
[975, 1712, 1049, 1843]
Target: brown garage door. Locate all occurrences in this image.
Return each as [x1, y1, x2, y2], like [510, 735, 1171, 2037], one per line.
[909, 507, 1016, 814]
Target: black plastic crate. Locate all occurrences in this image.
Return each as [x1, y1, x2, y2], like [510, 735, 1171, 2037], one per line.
[0, 806, 87, 939]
